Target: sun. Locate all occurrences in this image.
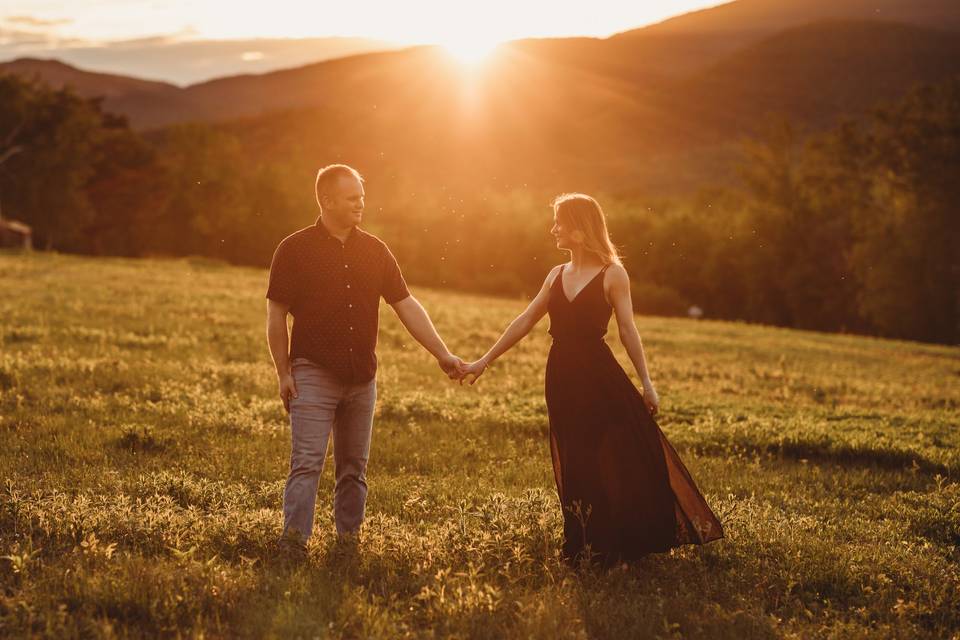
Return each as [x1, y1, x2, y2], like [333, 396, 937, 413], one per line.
[439, 35, 503, 66]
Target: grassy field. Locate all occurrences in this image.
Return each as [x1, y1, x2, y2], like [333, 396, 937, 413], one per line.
[0, 251, 958, 639]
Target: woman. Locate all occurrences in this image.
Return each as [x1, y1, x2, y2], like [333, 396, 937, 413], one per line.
[459, 193, 723, 566]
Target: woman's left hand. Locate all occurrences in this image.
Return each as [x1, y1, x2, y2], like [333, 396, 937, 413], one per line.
[641, 383, 659, 417]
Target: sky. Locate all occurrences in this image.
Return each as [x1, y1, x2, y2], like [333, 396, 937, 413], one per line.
[1, 1, 729, 83]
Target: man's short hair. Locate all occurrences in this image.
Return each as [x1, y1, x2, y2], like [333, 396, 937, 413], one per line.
[315, 164, 364, 208]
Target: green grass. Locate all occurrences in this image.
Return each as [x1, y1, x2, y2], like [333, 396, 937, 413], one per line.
[1, 251, 958, 639]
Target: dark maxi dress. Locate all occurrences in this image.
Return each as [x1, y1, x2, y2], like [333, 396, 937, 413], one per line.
[544, 264, 724, 565]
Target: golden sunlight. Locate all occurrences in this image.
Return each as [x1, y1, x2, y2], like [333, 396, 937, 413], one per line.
[438, 34, 503, 66]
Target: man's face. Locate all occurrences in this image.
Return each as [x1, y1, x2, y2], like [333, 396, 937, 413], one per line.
[322, 174, 365, 227]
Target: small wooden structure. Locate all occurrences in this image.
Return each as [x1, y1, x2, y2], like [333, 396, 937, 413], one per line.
[0, 216, 32, 250]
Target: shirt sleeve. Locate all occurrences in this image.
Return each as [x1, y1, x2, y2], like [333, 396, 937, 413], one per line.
[381, 244, 411, 304]
[265, 241, 297, 307]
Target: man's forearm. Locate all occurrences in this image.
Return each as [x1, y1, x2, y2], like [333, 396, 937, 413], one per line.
[267, 317, 291, 375]
[395, 297, 450, 360]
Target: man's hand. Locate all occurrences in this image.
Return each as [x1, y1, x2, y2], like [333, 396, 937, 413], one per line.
[278, 371, 298, 412]
[438, 353, 465, 380]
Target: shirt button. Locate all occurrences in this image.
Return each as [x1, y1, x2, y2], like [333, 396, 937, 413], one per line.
[344, 264, 349, 269]
[346, 284, 351, 289]
[348, 304, 353, 308]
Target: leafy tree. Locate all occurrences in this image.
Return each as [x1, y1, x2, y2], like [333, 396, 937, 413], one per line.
[728, 79, 959, 343]
[0, 75, 102, 249]
[842, 79, 960, 343]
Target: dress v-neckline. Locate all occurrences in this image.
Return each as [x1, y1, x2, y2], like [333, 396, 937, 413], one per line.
[559, 265, 605, 304]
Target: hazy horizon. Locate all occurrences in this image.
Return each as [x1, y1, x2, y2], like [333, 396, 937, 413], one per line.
[1, 1, 728, 84]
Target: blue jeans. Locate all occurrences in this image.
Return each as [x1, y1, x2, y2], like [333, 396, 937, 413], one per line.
[282, 358, 377, 542]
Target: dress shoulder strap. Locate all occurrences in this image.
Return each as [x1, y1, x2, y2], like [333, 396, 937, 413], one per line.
[549, 264, 565, 292]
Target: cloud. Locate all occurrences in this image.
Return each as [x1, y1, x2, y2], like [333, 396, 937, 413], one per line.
[0, 15, 83, 52]
[4, 15, 73, 28]
[0, 26, 196, 59]
[0, 28, 88, 51]
[1, 28, 53, 48]
[105, 28, 200, 49]
[106, 34, 184, 48]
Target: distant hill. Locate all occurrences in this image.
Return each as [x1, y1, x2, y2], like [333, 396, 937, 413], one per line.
[204, 43, 669, 192]
[193, 20, 960, 194]
[180, 47, 447, 125]
[0, 40, 407, 127]
[607, 0, 960, 79]
[1, 47, 474, 129]
[0, 58, 177, 98]
[3, 0, 958, 131]
[668, 19, 960, 136]
[10, 37, 400, 86]
[3, 0, 960, 194]
[0, 58, 191, 127]
[634, 0, 960, 36]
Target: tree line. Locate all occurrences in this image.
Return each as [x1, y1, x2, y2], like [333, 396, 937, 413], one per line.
[1, 72, 956, 344]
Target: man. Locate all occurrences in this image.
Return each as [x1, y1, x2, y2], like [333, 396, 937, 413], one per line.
[266, 164, 462, 554]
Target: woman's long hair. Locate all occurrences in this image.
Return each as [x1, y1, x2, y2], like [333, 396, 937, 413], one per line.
[552, 193, 622, 265]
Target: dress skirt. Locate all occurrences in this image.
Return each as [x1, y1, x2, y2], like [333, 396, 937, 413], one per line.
[545, 338, 723, 565]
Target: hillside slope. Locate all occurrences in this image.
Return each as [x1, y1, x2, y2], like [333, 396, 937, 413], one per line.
[4, 0, 959, 131]
[0, 57, 190, 126]
[664, 20, 960, 136]
[0, 251, 957, 637]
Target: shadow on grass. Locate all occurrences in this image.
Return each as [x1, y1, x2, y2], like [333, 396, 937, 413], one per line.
[691, 438, 951, 476]
[565, 548, 782, 640]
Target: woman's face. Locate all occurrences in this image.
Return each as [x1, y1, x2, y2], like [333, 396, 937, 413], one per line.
[551, 214, 575, 250]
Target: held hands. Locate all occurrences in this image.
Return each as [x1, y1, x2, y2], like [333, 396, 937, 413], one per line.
[457, 358, 488, 386]
[438, 353, 655, 411]
[436, 352, 488, 385]
[437, 353, 466, 381]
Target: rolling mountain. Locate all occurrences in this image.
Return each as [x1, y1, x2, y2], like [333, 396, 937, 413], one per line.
[4, 0, 958, 131]
[0, 57, 189, 127]
[464, 0, 960, 90]
[3, 0, 959, 194]
[668, 19, 960, 136]
[9, 37, 399, 86]
[635, 0, 960, 37]
[180, 20, 957, 198]
[0, 58, 177, 98]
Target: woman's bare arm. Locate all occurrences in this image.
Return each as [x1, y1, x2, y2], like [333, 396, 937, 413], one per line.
[606, 264, 660, 415]
[460, 265, 562, 384]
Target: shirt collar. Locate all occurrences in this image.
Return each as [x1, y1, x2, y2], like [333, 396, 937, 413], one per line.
[315, 216, 358, 245]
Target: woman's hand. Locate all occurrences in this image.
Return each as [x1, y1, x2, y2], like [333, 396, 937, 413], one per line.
[641, 382, 659, 417]
[458, 359, 488, 386]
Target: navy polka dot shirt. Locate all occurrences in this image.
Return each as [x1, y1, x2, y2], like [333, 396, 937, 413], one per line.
[266, 217, 410, 384]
